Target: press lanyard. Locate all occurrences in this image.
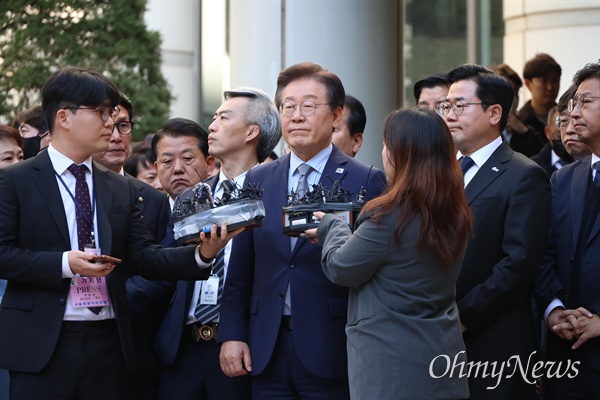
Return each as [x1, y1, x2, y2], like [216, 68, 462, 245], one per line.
[55, 169, 97, 247]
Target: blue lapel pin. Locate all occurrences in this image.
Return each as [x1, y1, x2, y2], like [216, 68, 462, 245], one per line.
[492, 167, 499, 172]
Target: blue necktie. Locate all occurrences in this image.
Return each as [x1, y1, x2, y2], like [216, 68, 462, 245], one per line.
[460, 156, 475, 176]
[593, 161, 600, 188]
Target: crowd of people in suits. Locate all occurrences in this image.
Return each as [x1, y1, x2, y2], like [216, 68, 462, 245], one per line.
[0, 55, 599, 400]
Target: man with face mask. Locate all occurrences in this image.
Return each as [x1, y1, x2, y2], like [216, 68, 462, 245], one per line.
[532, 106, 574, 177]
[11, 105, 51, 159]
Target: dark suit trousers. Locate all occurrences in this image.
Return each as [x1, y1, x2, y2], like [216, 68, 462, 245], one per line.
[9, 320, 127, 400]
[157, 326, 250, 400]
[251, 324, 350, 400]
[545, 352, 600, 400]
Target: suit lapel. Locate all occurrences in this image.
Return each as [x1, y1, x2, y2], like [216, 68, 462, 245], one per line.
[126, 172, 146, 214]
[319, 147, 350, 188]
[569, 159, 588, 250]
[93, 163, 114, 255]
[32, 151, 70, 247]
[464, 142, 509, 204]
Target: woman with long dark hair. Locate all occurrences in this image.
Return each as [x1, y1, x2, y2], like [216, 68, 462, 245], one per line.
[309, 107, 472, 399]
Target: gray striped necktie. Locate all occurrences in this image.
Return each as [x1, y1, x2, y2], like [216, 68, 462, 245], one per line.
[194, 248, 226, 324]
[193, 179, 235, 324]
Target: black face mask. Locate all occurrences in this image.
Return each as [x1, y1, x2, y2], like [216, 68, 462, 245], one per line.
[22, 136, 41, 159]
[551, 139, 573, 164]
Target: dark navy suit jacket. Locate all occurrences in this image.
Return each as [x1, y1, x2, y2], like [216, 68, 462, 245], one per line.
[535, 156, 600, 369]
[457, 142, 551, 399]
[151, 175, 220, 366]
[218, 146, 386, 379]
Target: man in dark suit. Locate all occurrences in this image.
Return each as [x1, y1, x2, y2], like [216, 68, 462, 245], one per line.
[93, 94, 170, 400]
[535, 62, 600, 399]
[0, 66, 231, 400]
[440, 64, 551, 399]
[153, 87, 281, 400]
[93, 94, 170, 242]
[218, 62, 387, 399]
[531, 105, 573, 177]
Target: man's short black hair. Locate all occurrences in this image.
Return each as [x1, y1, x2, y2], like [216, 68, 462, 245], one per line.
[119, 93, 133, 120]
[344, 95, 367, 137]
[41, 66, 120, 133]
[557, 85, 577, 114]
[413, 72, 448, 103]
[523, 53, 562, 81]
[573, 61, 600, 87]
[151, 118, 209, 159]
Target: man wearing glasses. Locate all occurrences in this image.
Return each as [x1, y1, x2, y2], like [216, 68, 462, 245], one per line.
[536, 62, 600, 399]
[531, 105, 574, 177]
[440, 64, 551, 399]
[554, 85, 591, 162]
[219, 62, 386, 399]
[92, 94, 170, 399]
[0, 66, 231, 399]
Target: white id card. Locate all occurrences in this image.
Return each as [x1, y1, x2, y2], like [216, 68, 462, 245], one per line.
[199, 275, 219, 305]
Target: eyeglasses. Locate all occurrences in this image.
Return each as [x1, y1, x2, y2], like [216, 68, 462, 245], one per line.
[555, 115, 570, 129]
[279, 101, 330, 117]
[567, 95, 600, 113]
[113, 121, 133, 135]
[438, 101, 485, 117]
[61, 105, 119, 122]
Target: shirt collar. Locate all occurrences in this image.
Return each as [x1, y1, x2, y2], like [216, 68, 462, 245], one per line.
[289, 144, 333, 176]
[591, 153, 600, 170]
[47, 143, 94, 176]
[217, 165, 258, 190]
[457, 136, 503, 168]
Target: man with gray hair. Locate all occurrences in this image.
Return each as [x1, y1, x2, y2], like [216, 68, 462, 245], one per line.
[153, 87, 281, 400]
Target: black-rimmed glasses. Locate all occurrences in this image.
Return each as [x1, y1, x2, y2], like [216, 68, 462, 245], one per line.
[438, 101, 485, 117]
[114, 121, 133, 135]
[61, 105, 119, 122]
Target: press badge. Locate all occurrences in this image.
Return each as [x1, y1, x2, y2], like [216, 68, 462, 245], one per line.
[69, 247, 110, 309]
[199, 275, 219, 305]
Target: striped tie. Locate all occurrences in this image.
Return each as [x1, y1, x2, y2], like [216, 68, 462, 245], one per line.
[194, 248, 226, 324]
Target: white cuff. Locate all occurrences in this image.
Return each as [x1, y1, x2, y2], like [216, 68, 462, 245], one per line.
[195, 245, 214, 269]
[544, 297, 565, 324]
[62, 251, 75, 278]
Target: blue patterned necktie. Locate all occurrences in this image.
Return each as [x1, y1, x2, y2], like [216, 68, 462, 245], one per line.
[460, 156, 475, 176]
[68, 164, 102, 315]
[294, 163, 313, 202]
